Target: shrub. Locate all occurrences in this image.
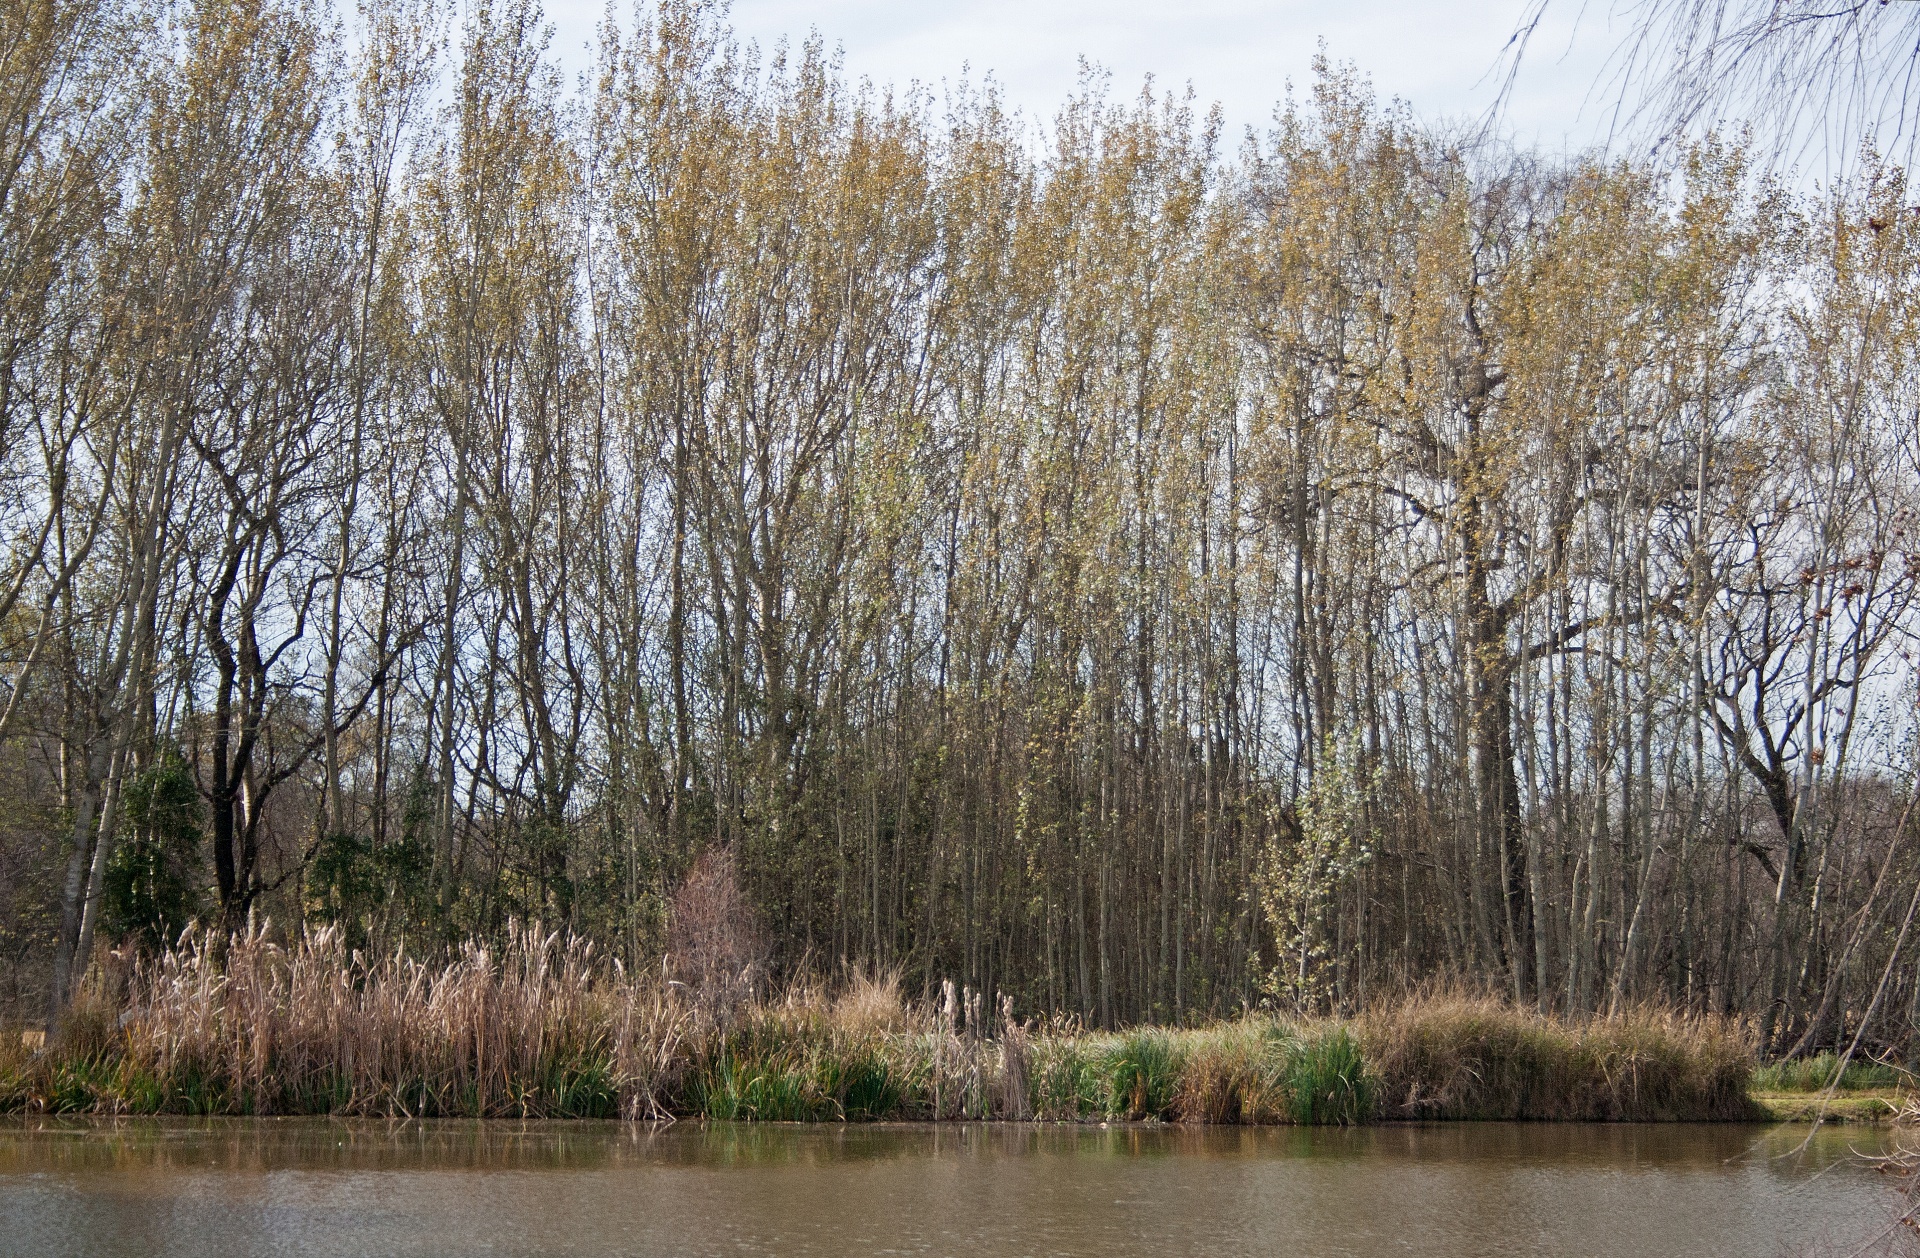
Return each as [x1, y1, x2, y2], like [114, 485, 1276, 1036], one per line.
[103, 753, 203, 955]
[668, 847, 765, 1015]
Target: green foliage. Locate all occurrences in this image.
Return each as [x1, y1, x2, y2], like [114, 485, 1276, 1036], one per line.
[306, 832, 380, 931]
[823, 1046, 906, 1120]
[695, 1060, 817, 1121]
[306, 775, 437, 948]
[532, 1053, 619, 1117]
[1257, 739, 1376, 1013]
[102, 754, 203, 953]
[683, 1005, 912, 1122]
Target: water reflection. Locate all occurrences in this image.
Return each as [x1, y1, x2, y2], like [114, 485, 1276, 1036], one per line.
[0, 1117, 1906, 1257]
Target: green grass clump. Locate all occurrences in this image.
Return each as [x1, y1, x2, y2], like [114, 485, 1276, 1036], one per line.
[684, 1002, 912, 1121]
[1286, 1027, 1373, 1125]
[1101, 1030, 1184, 1119]
[693, 1058, 817, 1121]
[535, 1053, 620, 1118]
[1022, 1019, 1366, 1124]
[687, 1015, 827, 1121]
[821, 1046, 906, 1120]
[1751, 1052, 1902, 1094]
[1026, 1033, 1100, 1120]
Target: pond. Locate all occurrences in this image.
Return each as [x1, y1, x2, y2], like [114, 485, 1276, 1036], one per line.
[0, 1118, 1907, 1257]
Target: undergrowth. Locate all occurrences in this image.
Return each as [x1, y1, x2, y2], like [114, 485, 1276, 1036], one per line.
[1, 929, 1764, 1124]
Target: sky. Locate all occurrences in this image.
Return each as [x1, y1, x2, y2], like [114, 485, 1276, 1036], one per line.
[537, 0, 1633, 156]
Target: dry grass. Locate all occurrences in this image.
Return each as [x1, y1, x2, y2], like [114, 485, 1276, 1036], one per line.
[829, 969, 910, 1038]
[1172, 1019, 1295, 1123]
[1360, 994, 1757, 1121]
[0, 935, 1759, 1124]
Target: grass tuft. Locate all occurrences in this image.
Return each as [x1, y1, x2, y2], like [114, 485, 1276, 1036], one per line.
[1286, 1027, 1373, 1125]
[1102, 1030, 1184, 1119]
[1172, 1020, 1293, 1123]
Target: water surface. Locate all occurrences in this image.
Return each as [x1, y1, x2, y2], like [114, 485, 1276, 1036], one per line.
[0, 1118, 1905, 1257]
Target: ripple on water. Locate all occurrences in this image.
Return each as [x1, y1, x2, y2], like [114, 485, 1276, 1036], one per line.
[0, 1118, 1907, 1258]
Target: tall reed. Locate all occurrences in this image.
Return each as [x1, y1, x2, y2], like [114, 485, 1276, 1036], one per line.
[15, 922, 683, 1118]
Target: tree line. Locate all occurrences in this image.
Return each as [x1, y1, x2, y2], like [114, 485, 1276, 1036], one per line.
[3, 0, 1917, 1054]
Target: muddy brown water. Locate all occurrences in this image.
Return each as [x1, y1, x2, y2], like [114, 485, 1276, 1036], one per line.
[0, 1118, 1907, 1257]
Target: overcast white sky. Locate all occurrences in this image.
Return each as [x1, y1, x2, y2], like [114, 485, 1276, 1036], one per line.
[538, 0, 1633, 155]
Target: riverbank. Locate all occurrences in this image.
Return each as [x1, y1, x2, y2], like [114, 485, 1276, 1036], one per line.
[1752, 1091, 1912, 1123]
[0, 926, 1833, 1124]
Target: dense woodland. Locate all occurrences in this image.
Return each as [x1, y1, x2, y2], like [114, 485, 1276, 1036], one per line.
[3, 0, 1918, 1054]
